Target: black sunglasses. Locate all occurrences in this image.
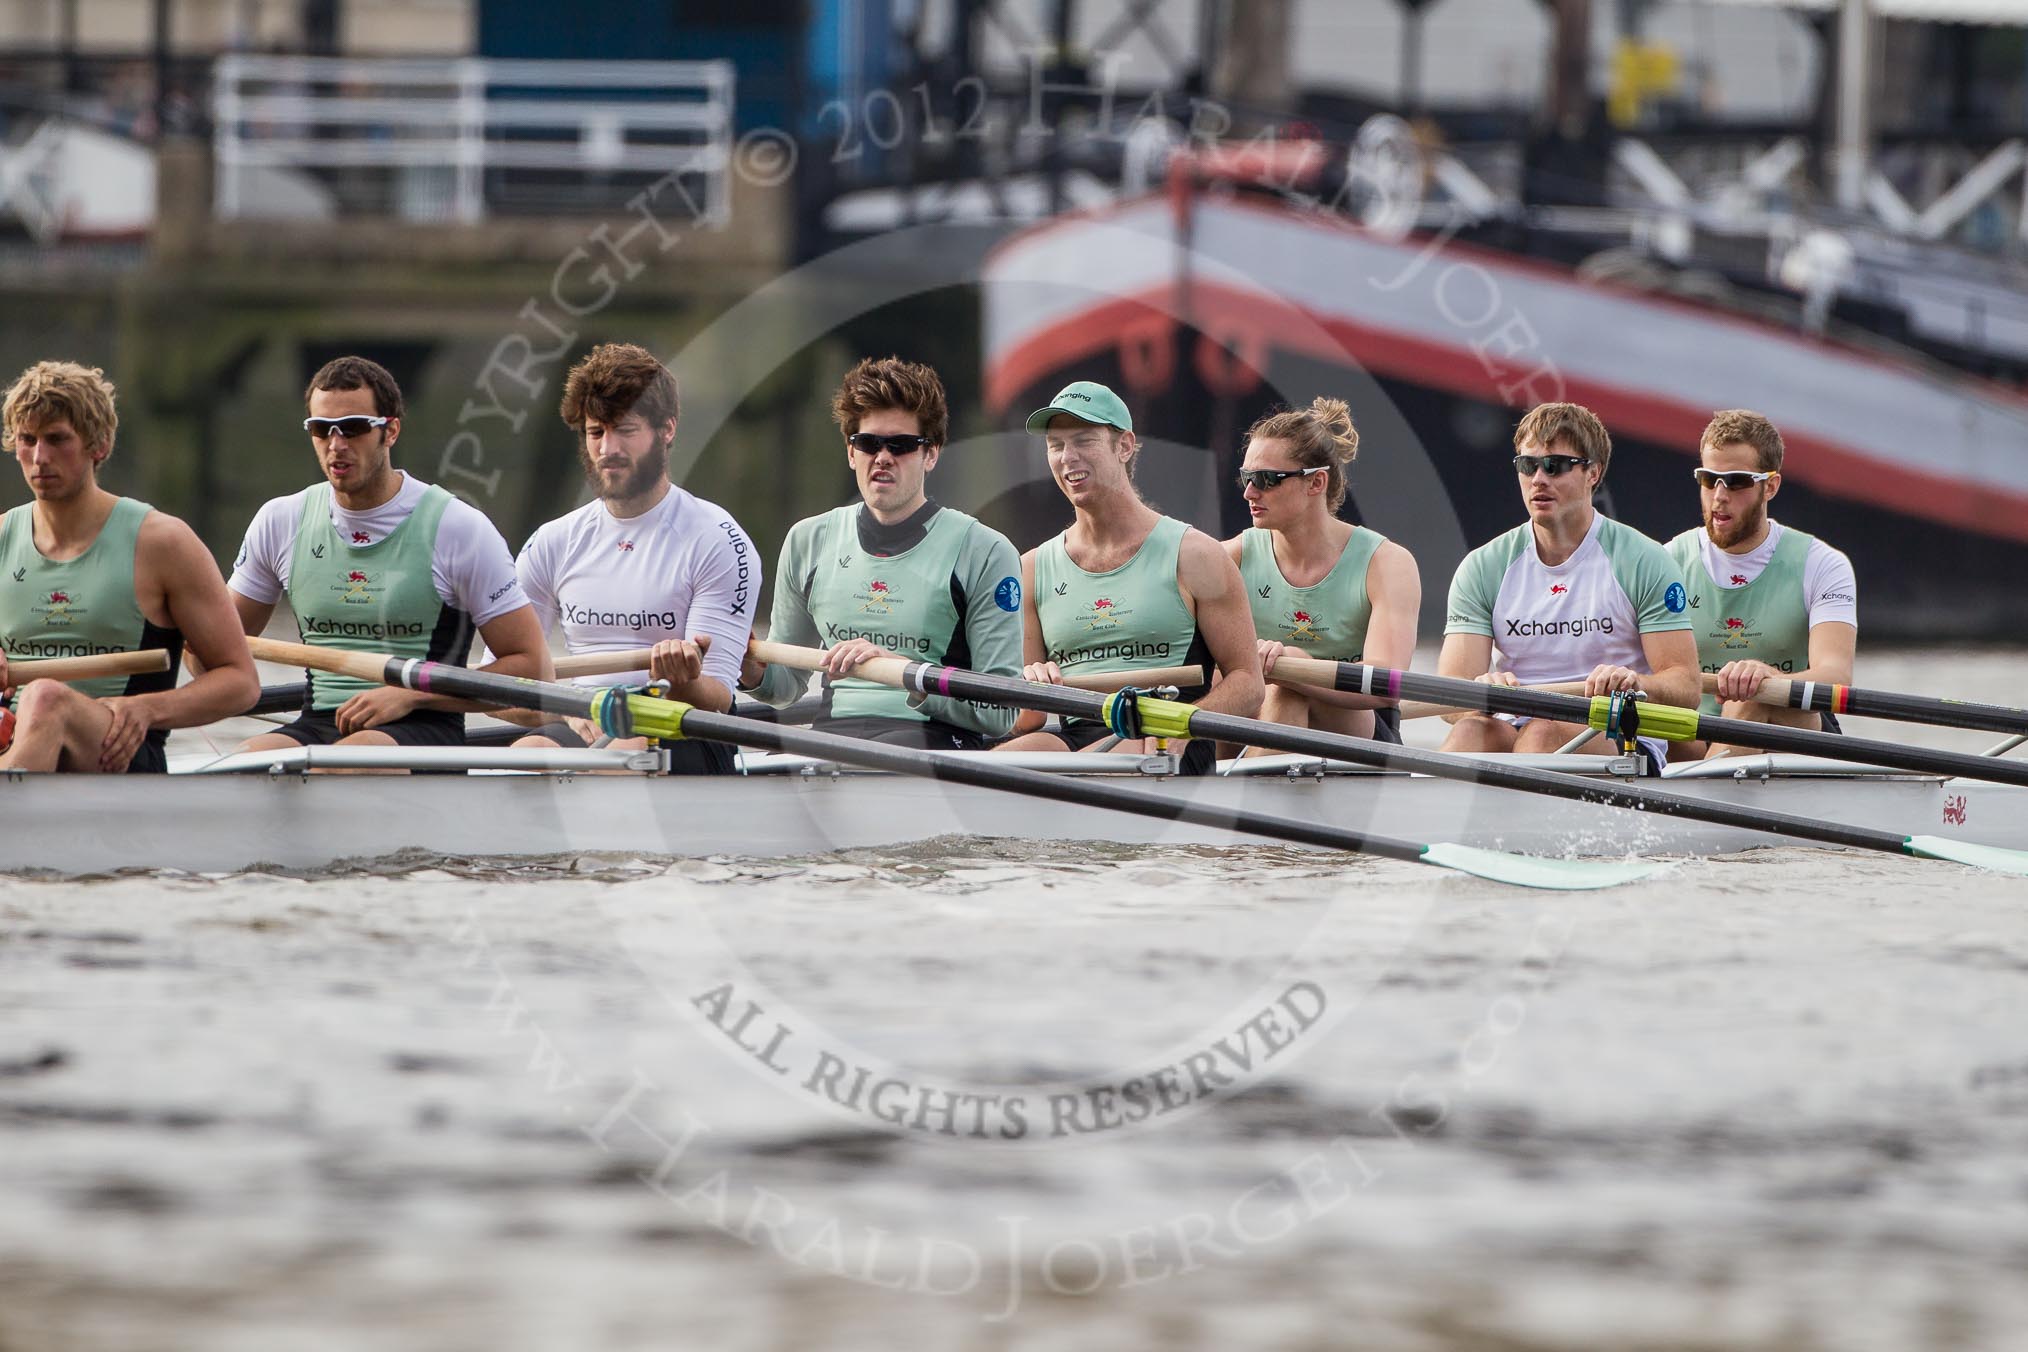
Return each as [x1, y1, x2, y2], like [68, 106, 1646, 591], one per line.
[1692, 468, 1776, 491]
[848, 433, 932, 456]
[304, 415, 391, 440]
[1513, 454, 1590, 477]
[1237, 467, 1327, 492]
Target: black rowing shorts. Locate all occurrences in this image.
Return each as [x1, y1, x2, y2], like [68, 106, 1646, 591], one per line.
[270, 707, 466, 748]
[812, 715, 990, 752]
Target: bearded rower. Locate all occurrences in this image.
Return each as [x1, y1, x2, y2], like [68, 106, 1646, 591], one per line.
[1222, 396, 1419, 748]
[505, 343, 758, 770]
[1439, 401, 1699, 769]
[739, 357, 1022, 750]
[224, 356, 547, 755]
[1666, 409, 1857, 758]
[0, 361, 257, 772]
[998, 381, 1263, 774]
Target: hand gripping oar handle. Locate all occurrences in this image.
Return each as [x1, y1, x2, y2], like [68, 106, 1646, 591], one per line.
[247, 636, 634, 731]
[243, 636, 1655, 889]
[3, 649, 172, 683]
[1701, 672, 2028, 738]
[745, 640, 1201, 695]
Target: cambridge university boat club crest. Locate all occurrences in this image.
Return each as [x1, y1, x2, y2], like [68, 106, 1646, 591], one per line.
[1280, 608, 1322, 644]
[29, 588, 82, 628]
[1719, 613, 1760, 651]
[335, 569, 378, 604]
[855, 578, 901, 614]
[1082, 596, 1131, 631]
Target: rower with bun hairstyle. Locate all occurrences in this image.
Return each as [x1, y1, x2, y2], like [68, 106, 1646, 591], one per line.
[1221, 396, 1420, 746]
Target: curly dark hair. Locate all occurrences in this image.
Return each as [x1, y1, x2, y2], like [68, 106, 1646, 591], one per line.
[830, 357, 949, 447]
[559, 343, 680, 436]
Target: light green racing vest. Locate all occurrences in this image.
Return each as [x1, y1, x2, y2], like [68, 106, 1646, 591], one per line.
[288, 482, 462, 710]
[1239, 526, 1384, 661]
[800, 505, 970, 722]
[1034, 515, 1208, 703]
[1, 497, 179, 701]
[1667, 525, 1814, 716]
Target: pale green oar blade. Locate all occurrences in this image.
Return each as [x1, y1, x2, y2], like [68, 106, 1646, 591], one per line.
[1421, 843, 1667, 890]
[1907, 835, 2028, 878]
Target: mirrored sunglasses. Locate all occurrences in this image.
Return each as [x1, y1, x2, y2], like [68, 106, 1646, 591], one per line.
[1512, 454, 1590, 477]
[1237, 466, 1327, 492]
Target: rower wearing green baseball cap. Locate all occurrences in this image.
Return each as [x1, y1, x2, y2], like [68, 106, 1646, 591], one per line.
[994, 381, 1264, 774]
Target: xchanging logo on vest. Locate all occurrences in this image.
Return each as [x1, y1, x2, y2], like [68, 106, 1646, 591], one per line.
[719, 519, 752, 617]
[822, 622, 932, 653]
[563, 602, 683, 630]
[301, 616, 425, 640]
[1506, 615, 1615, 638]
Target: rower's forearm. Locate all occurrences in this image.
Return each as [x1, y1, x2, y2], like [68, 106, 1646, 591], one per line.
[746, 662, 807, 708]
[1640, 669, 1703, 708]
[1269, 675, 1393, 711]
[142, 665, 261, 727]
[667, 674, 734, 714]
[1196, 672, 1265, 720]
[1786, 663, 1854, 690]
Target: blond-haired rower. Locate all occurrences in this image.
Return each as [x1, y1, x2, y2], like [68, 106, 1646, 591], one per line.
[1222, 397, 1419, 747]
[0, 361, 257, 771]
[997, 380, 1263, 774]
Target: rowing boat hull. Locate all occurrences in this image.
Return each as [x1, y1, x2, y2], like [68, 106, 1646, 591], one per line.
[5, 760, 2018, 874]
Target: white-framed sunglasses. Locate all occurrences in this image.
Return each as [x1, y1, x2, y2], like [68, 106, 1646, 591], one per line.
[1691, 468, 1775, 491]
[304, 415, 392, 440]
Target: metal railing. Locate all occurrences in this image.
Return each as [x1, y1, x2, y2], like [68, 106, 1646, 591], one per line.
[211, 54, 734, 224]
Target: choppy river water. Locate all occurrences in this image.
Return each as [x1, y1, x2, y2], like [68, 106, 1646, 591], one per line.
[2, 650, 2024, 1350]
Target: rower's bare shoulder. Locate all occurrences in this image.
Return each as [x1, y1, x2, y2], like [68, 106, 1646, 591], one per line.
[1177, 526, 1243, 598]
[134, 507, 214, 571]
[1371, 538, 1421, 582]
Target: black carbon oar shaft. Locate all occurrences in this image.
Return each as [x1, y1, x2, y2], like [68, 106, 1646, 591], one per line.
[1335, 665, 2028, 790]
[1767, 677, 2028, 737]
[895, 660, 1920, 855]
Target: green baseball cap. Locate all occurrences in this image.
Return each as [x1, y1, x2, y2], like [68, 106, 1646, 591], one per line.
[1024, 381, 1133, 434]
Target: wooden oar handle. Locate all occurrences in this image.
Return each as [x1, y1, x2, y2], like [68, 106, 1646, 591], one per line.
[747, 640, 1201, 695]
[1067, 665, 1202, 693]
[555, 650, 650, 678]
[1699, 672, 1793, 708]
[248, 636, 391, 683]
[3, 648, 171, 683]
